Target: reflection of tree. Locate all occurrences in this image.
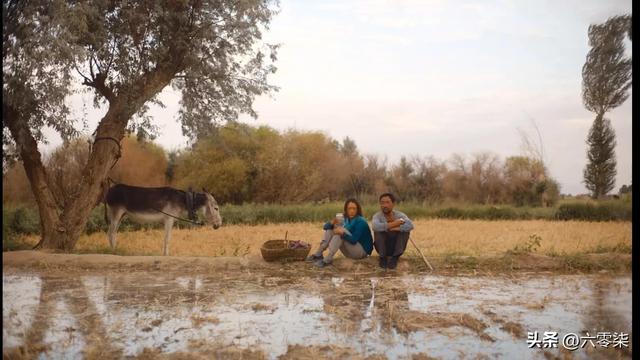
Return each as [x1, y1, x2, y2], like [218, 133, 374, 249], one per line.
[5, 276, 122, 358]
[322, 277, 372, 332]
[11, 276, 57, 358]
[582, 278, 632, 359]
[104, 275, 202, 307]
[64, 277, 122, 358]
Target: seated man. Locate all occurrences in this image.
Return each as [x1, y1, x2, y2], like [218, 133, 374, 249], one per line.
[306, 198, 373, 268]
[372, 193, 414, 269]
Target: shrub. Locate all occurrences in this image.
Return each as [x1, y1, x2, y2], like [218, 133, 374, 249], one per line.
[510, 234, 542, 254]
[435, 207, 465, 219]
[7, 206, 40, 235]
[555, 201, 631, 221]
[3, 206, 39, 251]
[1, 198, 632, 240]
[85, 206, 108, 234]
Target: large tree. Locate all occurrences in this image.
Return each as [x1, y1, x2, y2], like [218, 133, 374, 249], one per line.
[3, 0, 278, 250]
[581, 14, 631, 198]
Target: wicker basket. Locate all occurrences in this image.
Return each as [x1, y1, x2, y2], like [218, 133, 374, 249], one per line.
[260, 239, 310, 262]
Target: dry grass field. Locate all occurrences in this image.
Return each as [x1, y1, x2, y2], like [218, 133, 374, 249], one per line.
[19, 219, 631, 258]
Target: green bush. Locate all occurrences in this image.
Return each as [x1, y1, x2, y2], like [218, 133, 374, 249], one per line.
[486, 206, 520, 220]
[221, 203, 342, 225]
[555, 201, 631, 221]
[85, 206, 108, 234]
[434, 206, 539, 220]
[7, 206, 41, 234]
[435, 207, 466, 219]
[1, 198, 632, 240]
[3, 206, 38, 251]
[509, 234, 542, 254]
[3, 210, 18, 251]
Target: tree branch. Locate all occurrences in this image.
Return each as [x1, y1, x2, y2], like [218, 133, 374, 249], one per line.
[73, 62, 92, 84]
[82, 72, 115, 102]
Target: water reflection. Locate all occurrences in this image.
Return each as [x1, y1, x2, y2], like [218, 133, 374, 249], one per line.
[2, 272, 632, 359]
[3, 275, 41, 348]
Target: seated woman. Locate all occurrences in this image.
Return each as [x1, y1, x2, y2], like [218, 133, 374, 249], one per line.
[306, 198, 373, 268]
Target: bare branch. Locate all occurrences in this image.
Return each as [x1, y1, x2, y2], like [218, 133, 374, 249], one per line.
[73, 62, 92, 84]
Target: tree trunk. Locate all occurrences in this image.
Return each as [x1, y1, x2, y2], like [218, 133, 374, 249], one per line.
[7, 64, 180, 251]
[55, 101, 172, 249]
[4, 105, 62, 249]
[52, 102, 129, 250]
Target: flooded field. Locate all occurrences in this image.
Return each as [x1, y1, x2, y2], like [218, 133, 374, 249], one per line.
[2, 269, 632, 359]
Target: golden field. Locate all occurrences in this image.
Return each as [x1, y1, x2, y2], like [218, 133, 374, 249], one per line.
[20, 219, 631, 258]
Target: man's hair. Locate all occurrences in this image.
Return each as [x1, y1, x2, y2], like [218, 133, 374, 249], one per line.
[379, 193, 396, 203]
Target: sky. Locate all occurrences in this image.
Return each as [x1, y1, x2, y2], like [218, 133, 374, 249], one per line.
[48, 0, 632, 195]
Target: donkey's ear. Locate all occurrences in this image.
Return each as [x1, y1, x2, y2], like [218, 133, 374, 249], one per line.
[202, 187, 209, 194]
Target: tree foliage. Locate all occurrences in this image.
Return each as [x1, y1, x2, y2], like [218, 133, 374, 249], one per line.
[3, 0, 279, 250]
[619, 184, 632, 195]
[5, 123, 563, 207]
[3, 0, 79, 154]
[581, 14, 631, 198]
[4, 135, 170, 206]
[583, 115, 617, 199]
[582, 14, 632, 114]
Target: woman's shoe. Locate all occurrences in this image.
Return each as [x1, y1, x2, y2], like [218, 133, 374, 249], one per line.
[378, 256, 387, 269]
[314, 259, 331, 268]
[306, 254, 323, 262]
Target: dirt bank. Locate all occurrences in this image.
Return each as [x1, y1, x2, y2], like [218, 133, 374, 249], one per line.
[2, 250, 631, 276]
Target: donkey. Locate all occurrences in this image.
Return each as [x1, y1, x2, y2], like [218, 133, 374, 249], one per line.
[105, 184, 222, 255]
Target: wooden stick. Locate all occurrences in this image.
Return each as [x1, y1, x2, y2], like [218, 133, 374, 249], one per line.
[409, 236, 434, 272]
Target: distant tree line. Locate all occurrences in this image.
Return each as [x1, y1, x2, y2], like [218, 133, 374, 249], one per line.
[4, 122, 561, 207]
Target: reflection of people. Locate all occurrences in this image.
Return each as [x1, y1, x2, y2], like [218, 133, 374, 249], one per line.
[306, 198, 373, 268]
[318, 278, 411, 336]
[321, 278, 372, 328]
[375, 280, 410, 331]
[372, 193, 414, 269]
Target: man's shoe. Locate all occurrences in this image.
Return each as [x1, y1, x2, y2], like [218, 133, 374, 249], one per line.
[387, 256, 399, 269]
[378, 256, 387, 269]
[306, 254, 323, 262]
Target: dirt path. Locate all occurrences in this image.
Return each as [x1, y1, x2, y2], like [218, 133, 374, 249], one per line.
[2, 250, 631, 276]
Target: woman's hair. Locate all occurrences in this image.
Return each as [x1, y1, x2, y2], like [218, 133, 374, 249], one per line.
[343, 198, 364, 218]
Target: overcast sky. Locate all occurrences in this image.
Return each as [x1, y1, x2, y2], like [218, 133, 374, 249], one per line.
[49, 0, 633, 195]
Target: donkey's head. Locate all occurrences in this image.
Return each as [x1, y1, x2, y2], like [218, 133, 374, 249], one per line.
[202, 188, 222, 229]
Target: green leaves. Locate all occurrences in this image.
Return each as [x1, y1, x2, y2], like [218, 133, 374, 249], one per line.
[4, 0, 279, 152]
[582, 14, 632, 114]
[583, 114, 617, 198]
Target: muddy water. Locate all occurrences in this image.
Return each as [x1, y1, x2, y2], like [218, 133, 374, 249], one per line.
[2, 271, 631, 359]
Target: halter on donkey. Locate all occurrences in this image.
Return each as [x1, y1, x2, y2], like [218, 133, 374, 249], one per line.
[104, 183, 222, 255]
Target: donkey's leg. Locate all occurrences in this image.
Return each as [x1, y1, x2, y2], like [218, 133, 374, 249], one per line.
[107, 207, 126, 250]
[113, 211, 126, 248]
[107, 207, 118, 249]
[163, 218, 175, 256]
